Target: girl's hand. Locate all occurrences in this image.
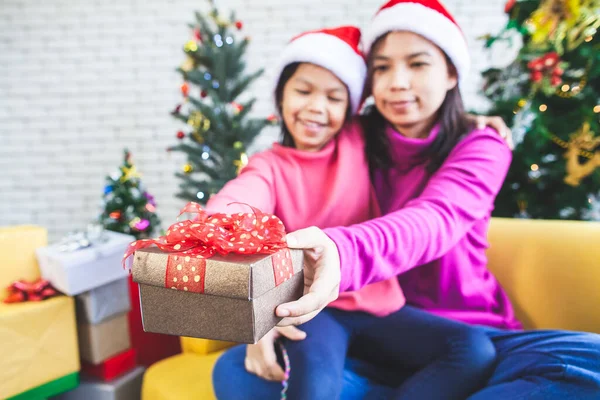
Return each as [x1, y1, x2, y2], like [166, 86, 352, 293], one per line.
[469, 114, 514, 150]
[244, 326, 306, 381]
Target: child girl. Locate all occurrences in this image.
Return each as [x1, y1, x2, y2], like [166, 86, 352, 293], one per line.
[210, 23, 508, 399]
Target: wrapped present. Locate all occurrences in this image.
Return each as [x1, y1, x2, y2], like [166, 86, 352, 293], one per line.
[78, 312, 131, 365]
[76, 278, 131, 324]
[81, 348, 137, 382]
[127, 274, 182, 367]
[52, 366, 145, 400]
[0, 225, 47, 302]
[36, 231, 134, 296]
[126, 202, 304, 344]
[8, 372, 79, 400]
[0, 296, 80, 399]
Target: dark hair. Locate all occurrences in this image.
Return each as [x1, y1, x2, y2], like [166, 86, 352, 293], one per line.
[274, 62, 353, 148]
[360, 33, 473, 176]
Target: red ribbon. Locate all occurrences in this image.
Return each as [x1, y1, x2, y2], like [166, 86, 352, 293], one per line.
[123, 202, 294, 293]
[3, 278, 58, 304]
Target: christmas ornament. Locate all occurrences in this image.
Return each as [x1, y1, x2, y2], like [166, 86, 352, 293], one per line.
[183, 164, 193, 174]
[146, 203, 156, 213]
[505, 0, 517, 13]
[529, 0, 581, 49]
[562, 122, 600, 186]
[527, 52, 565, 87]
[120, 165, 141, 182]
[201, 90, 208, 98]
[104, 185, 113, 195]
[184, 40, 199, 52]
[181, 56, 196, 72]
[233, 152, 249, 175]
[134, 219, 151, 231]
[235, 20, 243, 30]
[181, 82, 190, 97]
[177, 131, 186, 139]
[230, 102, 244, 115]
[194, 28, 202, 41]
[267, 114, 279, 124]
[187, 111, 211, 131]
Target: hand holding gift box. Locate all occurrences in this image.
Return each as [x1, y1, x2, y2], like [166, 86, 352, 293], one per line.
[124, 202, 304, 344]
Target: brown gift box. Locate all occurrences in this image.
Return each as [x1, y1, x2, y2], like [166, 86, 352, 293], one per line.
[131, 247, 304, 344]
[78, 312, 131, 365]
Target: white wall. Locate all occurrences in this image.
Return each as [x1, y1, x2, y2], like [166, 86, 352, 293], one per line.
[0, 0, 512, 241]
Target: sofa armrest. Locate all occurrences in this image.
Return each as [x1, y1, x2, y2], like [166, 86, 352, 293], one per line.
[487, 218, 600, 333]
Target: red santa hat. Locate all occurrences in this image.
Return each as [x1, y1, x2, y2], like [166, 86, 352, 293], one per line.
[273, 26, 366, 113]
[362, 0, 470, 83]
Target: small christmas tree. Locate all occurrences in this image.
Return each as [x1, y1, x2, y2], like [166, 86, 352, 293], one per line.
[99, 149, 160, 239]
[482, 0, 600, 220]
[169, 0, 277, 203]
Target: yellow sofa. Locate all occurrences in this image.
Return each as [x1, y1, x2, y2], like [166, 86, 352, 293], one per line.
[141, 218, 600, 400]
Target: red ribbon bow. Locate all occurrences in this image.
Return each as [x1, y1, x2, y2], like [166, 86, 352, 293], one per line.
[3, 278, 58, 304]
[123, 202, 289, 268]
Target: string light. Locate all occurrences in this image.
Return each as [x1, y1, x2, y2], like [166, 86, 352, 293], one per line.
[561, 84, 570, 92]
[539, 104, 548, 112]
[531, 164, 539, 171]
[593, 105, 600, 113]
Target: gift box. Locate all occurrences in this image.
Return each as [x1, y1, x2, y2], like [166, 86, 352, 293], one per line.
[81, 348, 137, 382]
[76, 278, 131, 324]
[132, 247, 303, 343]
[0, 225, 47, 302]
[0, 296, 80, 399]
[126, 202, 305, 344]
[7, 372, 79, 400]
[52, 366, 145, 400]
[127, 274, 182, 367]
[78, 312, 131, 365]
[36, 231, 134, 295]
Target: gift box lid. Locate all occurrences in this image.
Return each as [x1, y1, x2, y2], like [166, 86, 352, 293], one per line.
[36, 231, 135, 267]
[131, 247, 303, 300]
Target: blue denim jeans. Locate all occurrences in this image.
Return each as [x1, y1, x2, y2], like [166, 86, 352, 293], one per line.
[214, 306, 600, 399]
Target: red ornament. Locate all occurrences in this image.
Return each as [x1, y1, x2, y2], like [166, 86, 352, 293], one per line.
[235, 21, 243, 30]
[177, 131, 185, 139]
[553, 66, 564, 77]
[110, 211, 122, 220]
[201, 90, 208, 98]
[266, 114, 279, 123]
[550, 75, 562, 87]
[181, 82, 189, 97]
[531, 71, 543, 83]
[193, 28, 202, 41]
[231, 102, 244, 113]
[504, 0, 516, 13]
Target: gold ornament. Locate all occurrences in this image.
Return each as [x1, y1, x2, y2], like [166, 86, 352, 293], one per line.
[120, 165, 141, 182]
[187, 111, 211, 131]
[560, 122, 600, 186]
[233, 152, 248, 175]
[183, 164, 193, 174]
[192, 131, 204, 143]
[180, 56, 196, 72]
[184, 40, 198, 52]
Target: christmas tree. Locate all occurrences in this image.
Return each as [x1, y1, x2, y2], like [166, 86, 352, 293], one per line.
[482, 0, 600, 220]
[169, 0, 277, 203]
[99, 149, 161, 239]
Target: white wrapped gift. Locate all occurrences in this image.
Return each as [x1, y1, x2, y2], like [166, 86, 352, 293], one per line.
[36, 231, 134, 296]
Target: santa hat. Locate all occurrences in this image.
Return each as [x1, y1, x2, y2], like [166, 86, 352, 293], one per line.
[362, 0, 470, 83]
[273, 26, 366, 113]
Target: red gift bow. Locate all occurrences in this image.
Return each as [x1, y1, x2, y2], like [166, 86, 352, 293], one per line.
[3, 278, 58, 304]
[123, 202, 289, 268]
